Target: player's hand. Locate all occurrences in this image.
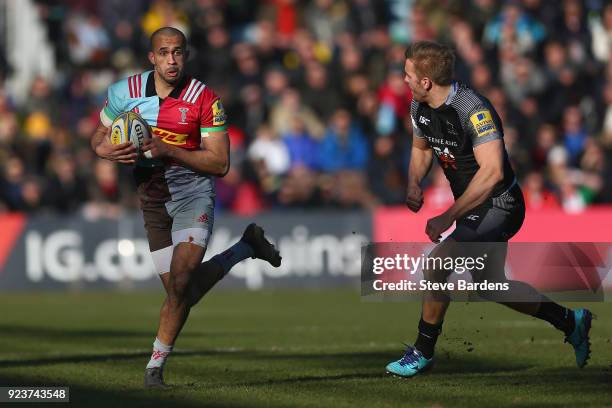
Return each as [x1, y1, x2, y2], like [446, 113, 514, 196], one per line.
[405, 184, 424, 212]
[426, 213, 453, 243]
[142, 137, 171, 159]
[95, 137, 137, 164]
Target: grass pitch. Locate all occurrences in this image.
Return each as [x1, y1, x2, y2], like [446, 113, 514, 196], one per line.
[0, 289, 611, 407]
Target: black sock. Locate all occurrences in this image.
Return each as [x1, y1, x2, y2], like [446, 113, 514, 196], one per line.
[535, 302, 575, 336]
[414, 318, 442, 359]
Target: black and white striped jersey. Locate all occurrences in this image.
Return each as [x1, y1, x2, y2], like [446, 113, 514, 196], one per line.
[410, 81, 516, 199]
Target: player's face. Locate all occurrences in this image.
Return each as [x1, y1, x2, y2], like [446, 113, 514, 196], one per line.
[404, 59, 428, 102]
[149, 35, 187, 85]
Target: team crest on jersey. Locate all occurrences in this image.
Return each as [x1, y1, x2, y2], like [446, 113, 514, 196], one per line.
[433, 146, 457, 170]
[178, 107, 189, 124]
[470, 110, 497, 137]
[212, 100, 226, 126]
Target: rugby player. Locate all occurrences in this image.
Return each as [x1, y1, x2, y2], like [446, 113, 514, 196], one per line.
[90, 27, 281, 387]
[386, 41, 592, 377]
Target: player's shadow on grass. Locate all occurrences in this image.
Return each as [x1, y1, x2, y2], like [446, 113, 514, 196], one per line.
[0, 350, 221, 368]
[0, 324, 252, 341]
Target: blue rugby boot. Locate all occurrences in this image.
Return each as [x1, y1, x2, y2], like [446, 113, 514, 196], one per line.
[386, 345, 433, 378]
[565, 308, 593, 368]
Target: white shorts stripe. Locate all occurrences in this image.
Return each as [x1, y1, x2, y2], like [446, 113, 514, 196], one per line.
[150, 246, 173, 275]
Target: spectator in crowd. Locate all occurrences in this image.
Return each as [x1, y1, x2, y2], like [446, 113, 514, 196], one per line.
[2, 0, 612, 216]
[590, 3, 612, 64]
[319, 108, 368, 173]
[561, 105, 588, 165]
[522, 170, 560, 211]
[269, 88, 325, 139]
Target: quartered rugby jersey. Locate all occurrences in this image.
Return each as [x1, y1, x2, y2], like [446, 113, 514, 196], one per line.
[99, 71, 227, 202]
[100, 70, 227, 151]
[410, 81, 516, 199]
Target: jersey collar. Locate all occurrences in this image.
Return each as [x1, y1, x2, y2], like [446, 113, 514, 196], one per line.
[145, 71, 190, 99]
[443, 81, 459, 105]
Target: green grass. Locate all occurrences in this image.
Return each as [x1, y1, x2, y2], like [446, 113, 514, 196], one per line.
[0, 289, 611, 407]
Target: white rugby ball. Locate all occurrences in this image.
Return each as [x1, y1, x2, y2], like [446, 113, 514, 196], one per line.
[110, 111, 151, 152]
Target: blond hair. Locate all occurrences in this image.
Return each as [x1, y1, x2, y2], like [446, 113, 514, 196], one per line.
[405, 41, 455, 86]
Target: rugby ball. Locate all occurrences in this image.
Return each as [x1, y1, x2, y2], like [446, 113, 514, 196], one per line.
[110, 111, 151, 152]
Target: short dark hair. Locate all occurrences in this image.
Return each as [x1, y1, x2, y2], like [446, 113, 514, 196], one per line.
[405, 41, 455, 86]
[150, 27, 187, 50]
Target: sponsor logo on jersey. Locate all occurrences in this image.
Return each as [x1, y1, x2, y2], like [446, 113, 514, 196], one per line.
[212, 99, 226, 126]
[178, 107, 189, 124]
[470, 110, 497, 137]
[426, 136, 458, 147]
[433, 146, 457, 170]
[419, 115, 430, 125]
[152, 127, 189, 145]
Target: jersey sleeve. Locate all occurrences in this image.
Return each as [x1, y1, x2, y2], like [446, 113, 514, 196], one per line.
[410, 100, 424, 139]
[199, 88, 227, 137]
[466, 106, 502, 147]
[99, 82, 126, 127]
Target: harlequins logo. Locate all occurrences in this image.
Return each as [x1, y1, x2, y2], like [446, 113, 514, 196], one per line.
[178, 107, 189, 124]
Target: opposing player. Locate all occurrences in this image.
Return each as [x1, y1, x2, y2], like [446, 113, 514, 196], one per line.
[386, 41, 592, 377]
[90, 27, 281, 387]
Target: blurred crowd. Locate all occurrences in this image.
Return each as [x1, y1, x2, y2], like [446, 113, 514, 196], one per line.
[1, 0, 612, 218]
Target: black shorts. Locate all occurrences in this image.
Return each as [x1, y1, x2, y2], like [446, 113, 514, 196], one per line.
[449, 182, 525, 243]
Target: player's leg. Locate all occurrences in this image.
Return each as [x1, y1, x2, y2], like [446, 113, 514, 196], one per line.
[141, 205, 175, 387]
[187, 223, 282, 307]
[386, 239, 456, 377]
[158, 242, 205, 344]
[469, 197, 592, 367]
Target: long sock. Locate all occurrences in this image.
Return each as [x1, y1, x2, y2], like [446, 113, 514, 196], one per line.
[535, 302, 575, 336]
[414, 318, 442, 359]
[210, 241, 254, 275]
[146, 338, 173, 369]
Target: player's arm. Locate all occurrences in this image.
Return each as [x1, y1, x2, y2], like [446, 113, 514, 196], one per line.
[142, 131, 229, 176]
[443, 139, 504, 221]
[406, 118, 433, 212]
[90, 123, 138, 164]
[91, 83, 137, 164]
